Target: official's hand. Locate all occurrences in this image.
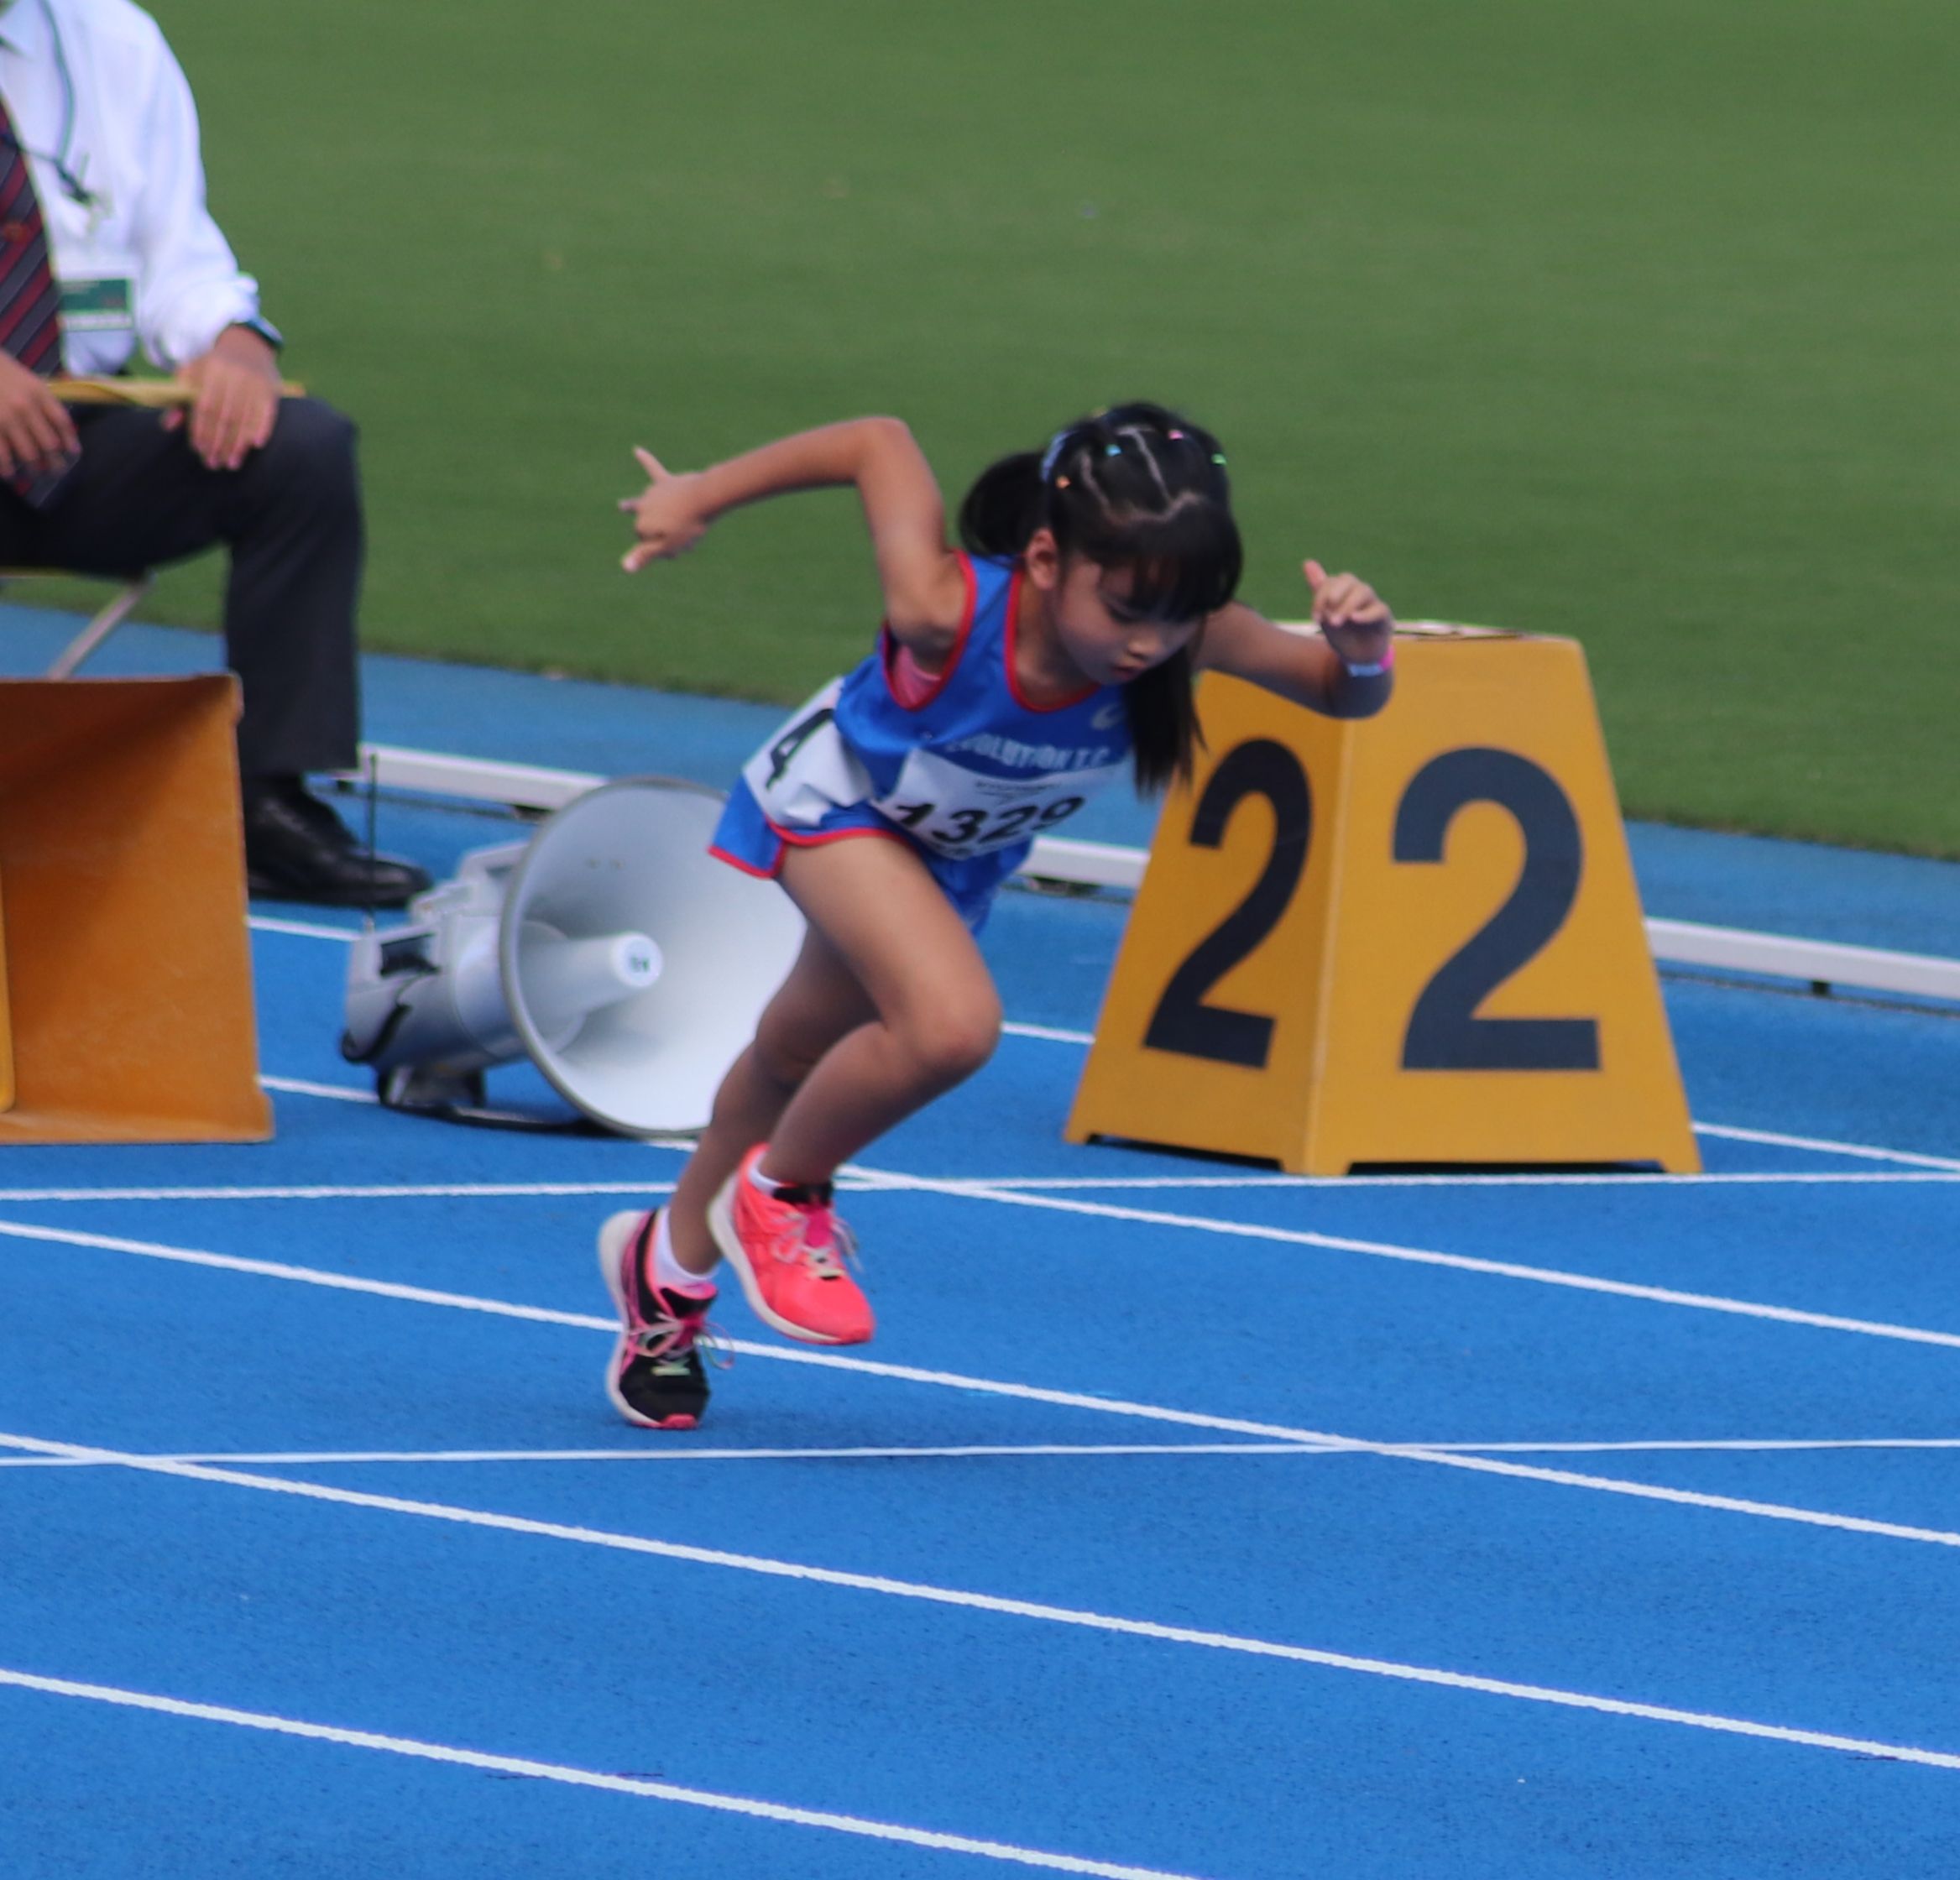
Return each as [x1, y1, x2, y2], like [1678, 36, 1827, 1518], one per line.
[0, 349, 80, 480]
[1304, 558, 1393, 669]
[165, 326, 280, 470]
[619, 447, 710, 571]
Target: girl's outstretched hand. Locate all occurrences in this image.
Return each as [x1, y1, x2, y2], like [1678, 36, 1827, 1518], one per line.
[1304, 558, 1393, 668]
[619, 446, 710, 571]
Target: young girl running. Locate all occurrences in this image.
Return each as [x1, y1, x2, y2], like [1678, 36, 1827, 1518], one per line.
[599, 403, 1394, 1428]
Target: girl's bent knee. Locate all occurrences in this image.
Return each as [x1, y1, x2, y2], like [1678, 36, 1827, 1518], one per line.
[906, 1002, 1001, 1088]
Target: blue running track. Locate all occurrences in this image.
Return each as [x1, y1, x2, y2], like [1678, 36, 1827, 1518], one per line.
[3, 612, 1958, 1878]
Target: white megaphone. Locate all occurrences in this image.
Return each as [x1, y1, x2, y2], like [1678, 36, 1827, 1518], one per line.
[341, 777, 804, 1134]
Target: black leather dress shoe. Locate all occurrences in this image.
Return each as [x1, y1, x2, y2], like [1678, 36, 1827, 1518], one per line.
[242, 776, 432, 908]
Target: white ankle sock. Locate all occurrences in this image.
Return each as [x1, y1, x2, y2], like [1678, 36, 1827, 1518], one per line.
[749, 1156, 794, 1196]
[651, 1209, 714, 1296]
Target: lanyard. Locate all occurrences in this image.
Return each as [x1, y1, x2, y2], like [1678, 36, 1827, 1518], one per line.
[1, 0, 99, 210]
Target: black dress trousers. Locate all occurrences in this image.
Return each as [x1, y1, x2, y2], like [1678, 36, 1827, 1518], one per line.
[0, 395, 364, 778]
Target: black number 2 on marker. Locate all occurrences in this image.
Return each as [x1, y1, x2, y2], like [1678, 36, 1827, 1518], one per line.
[1142, 739, 1311, 1069]
[1393, 748, 1600, 1071]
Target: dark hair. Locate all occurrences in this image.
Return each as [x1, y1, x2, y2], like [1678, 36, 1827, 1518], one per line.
[957, 401, 1241, 792]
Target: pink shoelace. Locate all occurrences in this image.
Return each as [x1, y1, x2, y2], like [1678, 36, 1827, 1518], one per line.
[628, 1228, 730, 1368]
[763, 1188, 861, 1282]
[635, 1299, 732, 1371]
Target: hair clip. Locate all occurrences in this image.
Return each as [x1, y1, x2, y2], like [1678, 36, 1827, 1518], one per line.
[1105, 443, 1121, 457]
[1038, 431, 1073, 481]
[1054, 475, 1070, 489]
[1211, 452, 1227, 465]
[1167, 429, 1185, 441]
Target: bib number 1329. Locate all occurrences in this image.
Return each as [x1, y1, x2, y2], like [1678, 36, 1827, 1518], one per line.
[885, 792, 1086, 856]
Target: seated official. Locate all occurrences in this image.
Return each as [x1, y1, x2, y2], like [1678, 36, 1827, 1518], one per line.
[0, 0, 427, 906]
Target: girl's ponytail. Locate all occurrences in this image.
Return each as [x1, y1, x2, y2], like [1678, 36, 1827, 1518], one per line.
[956, 450, 1045, 559]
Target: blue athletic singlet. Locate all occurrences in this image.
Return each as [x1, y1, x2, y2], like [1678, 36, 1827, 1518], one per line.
[711, 554, 1132, 930]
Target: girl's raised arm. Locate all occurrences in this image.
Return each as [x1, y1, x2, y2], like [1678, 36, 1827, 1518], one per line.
[619, 419, 970, 648]
[1197, 558, 1396, 719]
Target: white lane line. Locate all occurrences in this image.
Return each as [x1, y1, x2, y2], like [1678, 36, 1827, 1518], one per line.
[991, 1018, 1960, 1177]
[253, 1056, 1960, 1180]
[0, 1668, 1196, 1880]
[1009, 1026, 1960, 1177]
[248, 915, 358, 943]
[841, 1169, 1960, 1353]
[8, 1433, 1960, 1775]
[848, 1172, 1960, 1190]
[16, 1184, 1960, 1372]
[0, 1183, 672, 1204]
[1001, 1021, 1095, 1045]
[7, 1172, 1956, 1204]
[0, 1219, 613, 1330]
[262, 1074, 377, 1105]
[0, 1440, 1332, 1467]
[1403, 1436, 1960, 1454]
[7, 1435, 1959, 1470]
[3, 1218, 1957, 1550]
[242, 921, 1958, 1173]
[1691, 1123, 1960, 1174]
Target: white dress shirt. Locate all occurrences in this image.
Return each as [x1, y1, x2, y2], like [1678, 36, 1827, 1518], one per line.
[0, 0, 269, 373]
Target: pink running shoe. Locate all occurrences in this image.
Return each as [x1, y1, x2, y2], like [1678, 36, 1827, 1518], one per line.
[598, 1209, 719, 1428]
[708, 1146, 874, 1345]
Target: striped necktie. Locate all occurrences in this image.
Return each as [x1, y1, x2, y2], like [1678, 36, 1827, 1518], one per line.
[0, 94, 74, 505]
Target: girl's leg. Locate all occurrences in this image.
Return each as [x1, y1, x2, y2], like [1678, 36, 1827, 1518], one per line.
[665, 921, 876, 1277]
[760, 834, 1001, 1182]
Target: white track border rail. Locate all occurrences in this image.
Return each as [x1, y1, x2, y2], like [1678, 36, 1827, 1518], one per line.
[347, 744, 1960, 1006]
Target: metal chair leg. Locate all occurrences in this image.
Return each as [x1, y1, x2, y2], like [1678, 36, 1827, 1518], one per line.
[38, 573, 154, 678]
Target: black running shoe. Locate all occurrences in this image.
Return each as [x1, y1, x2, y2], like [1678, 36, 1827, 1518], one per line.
[598, 1210, 719, 1429]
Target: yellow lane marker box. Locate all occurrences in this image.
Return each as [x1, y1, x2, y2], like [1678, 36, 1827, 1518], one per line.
[1065, 630, 1698, 1173]
[0, 677, 270, 1146]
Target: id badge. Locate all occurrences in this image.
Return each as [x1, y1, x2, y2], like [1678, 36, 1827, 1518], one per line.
[57, 276, 135, 333]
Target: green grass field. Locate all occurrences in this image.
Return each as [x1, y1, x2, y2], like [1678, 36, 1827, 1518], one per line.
[102, 3, 1960, 854]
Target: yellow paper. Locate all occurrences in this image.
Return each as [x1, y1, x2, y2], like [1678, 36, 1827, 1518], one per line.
[55, 375, 306, 408]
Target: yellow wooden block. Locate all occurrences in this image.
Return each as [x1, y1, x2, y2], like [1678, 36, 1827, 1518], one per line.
[0, 676, 270, 1145]
[1065, 630, 1699, 1173]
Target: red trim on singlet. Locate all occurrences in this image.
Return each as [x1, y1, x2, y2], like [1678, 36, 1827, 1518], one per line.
[709, 818, 910, 886]
[775, 823, 912, 852]
[1003, 567, 1097, 714]
[708, 842, 777, 880]
[880, 554, 978, 713]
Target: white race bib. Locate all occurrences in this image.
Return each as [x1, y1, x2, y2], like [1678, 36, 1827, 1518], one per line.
[869, 744, 1126, 858]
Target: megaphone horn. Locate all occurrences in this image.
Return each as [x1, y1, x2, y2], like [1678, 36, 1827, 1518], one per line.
[341, 777, 805, 1134]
